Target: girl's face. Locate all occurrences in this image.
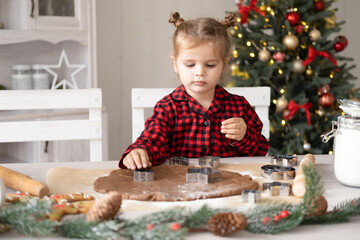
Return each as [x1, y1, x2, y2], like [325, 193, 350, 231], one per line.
[172, 42, 228, 99]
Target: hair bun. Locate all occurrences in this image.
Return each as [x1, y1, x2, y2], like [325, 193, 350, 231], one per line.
[221, 12, 237, 28]
[169, 12, 185, 28]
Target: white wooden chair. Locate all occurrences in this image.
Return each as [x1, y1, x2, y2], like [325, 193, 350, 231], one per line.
[131, 87, 271, 142]
[0, 89, 103, 162]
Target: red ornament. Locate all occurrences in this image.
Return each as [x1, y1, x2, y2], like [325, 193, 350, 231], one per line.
[319, 92, 335, 108]
[338, 35, 348, 47]
[318, 84, 330, 95]
[262, 216, 270, 225]
[294, 24, 304, 34]
[314, 1, 325, 11]
[147, 224, 155, 230]
[334, 41, 346, 52]
[285, 12, 300, 25]
[280, 210, 289, 218]
[274, 215, 281, 223]
[282, 109, 294, 121]
[171, 223, 181, 231]
[273, 51, 286, 62]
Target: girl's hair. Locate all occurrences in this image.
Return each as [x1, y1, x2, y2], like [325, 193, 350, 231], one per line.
[169, 12, 236, 63]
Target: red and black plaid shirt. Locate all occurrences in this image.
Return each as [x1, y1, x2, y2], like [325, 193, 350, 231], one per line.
[119, 85, 269, 168]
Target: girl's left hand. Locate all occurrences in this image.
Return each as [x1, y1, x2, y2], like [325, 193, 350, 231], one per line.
[221, 117, 247, 141]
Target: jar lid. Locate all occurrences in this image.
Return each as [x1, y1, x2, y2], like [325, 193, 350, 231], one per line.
[32, 64, 45, 70]
[339, 99, 360, 117]
[12, 64, 31, 70]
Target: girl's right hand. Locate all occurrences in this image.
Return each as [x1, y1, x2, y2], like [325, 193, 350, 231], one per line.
[123, 149, 152, 170]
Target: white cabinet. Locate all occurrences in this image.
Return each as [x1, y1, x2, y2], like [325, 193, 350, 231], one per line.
[0, 0, 97, 89]
[0, 0, 100, 162]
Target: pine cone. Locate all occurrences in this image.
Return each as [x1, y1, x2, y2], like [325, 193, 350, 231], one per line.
[207, 212, 247, 236]
[86, 191, 122, 222]
[0, 223, 9, 234]
[305, 195, 328, 218]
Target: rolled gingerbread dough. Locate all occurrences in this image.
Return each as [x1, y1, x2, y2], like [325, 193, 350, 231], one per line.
[94, 165, 259, 201]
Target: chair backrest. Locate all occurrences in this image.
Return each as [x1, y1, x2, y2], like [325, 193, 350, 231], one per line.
[131, 87, 270, 142]
[0, 88, 103, 162]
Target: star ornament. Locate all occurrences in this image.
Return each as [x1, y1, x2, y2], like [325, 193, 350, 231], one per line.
[43, 49, 86, 89]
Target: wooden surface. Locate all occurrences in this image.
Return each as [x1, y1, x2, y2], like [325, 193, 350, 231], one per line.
[2, 155, 360, 239]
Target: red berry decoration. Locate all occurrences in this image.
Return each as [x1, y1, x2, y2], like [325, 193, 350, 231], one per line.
[147, 224, 155, 230]
[285, 12, 300, 25]
[334, 41, 346, 52]
[171, 223, 181, 231]
[262, 216, 270, 225]
[273, 215, 281, 223]
[280, 210, 289, 218]
[319, 92, 335, 108]
[314, 0, 325, 11]
[273, 51, 286, 63]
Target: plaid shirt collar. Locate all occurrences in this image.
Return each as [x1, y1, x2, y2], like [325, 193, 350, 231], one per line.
[171, 85, 231, 116]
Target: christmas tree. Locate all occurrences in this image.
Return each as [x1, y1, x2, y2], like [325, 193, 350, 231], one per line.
[229, 0, 360, 154]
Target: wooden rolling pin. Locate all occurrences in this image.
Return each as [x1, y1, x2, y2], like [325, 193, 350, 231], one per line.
[292, 154, 316, 198]
[0, 166, 49, 197]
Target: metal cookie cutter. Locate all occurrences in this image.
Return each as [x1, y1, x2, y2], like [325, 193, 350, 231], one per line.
[198, 156, 220, 169]
[242, 190, 261, 203]
[262, 182, 292, 196]
[271, 155, 298, 167]
[261, 165, 295, 180]
[168, 156, 189, 166]
[186, 167, 221, 184]
[133, 169, 154, 182]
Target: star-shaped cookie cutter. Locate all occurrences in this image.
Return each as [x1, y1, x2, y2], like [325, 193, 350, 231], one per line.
[271, 154, 298, 167]
[262, 182, 292, 196]
[133, 169, 154, 182]
[261, 164, 295, 180]
[242, 190, 261, 203]
[186, 167, 221, 184]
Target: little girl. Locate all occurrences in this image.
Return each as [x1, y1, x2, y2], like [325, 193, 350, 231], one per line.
[119, 12, 269, 170]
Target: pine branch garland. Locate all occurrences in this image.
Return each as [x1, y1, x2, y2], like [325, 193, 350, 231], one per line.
[59, 215, 120, 240]
[0, 199, 58, 237]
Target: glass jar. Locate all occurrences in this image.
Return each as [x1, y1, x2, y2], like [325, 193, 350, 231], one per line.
[32, 64, 50, 90]
[322, 99, 360, 187]
[11, 64, 32, 90]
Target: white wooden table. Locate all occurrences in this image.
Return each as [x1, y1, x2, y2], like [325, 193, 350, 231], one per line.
[1, 155, 360, 239]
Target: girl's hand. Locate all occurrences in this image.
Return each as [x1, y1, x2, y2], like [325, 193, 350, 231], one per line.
[221, 117, 247, 141]
[123, 149, 152, 170]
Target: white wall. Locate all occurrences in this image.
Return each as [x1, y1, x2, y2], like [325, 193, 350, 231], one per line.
[96, 0, 360, 161]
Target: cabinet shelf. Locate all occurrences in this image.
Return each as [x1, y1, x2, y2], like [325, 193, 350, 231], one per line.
[0, 29, 88, 45]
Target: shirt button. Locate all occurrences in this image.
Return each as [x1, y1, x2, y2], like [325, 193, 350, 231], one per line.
[204, 120, 209, 126]
[201, 146, 207, 152]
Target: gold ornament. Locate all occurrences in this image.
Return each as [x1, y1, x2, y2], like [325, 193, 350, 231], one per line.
[309, 29, 321, 41]
[259, 5, 267, 12]
[292, 59, 305, 74]
[276, 95, 288, 112]
[258, 48, 271, 62]
[282, 34, 299, 50]
[306, 67, 313, 77]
